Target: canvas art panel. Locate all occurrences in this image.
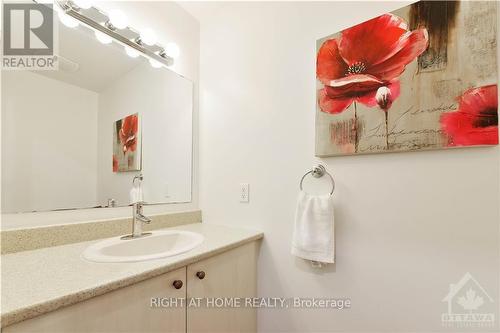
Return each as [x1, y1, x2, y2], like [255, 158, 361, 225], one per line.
[315, 1, 499, 157]
[113, 113, 142, 172]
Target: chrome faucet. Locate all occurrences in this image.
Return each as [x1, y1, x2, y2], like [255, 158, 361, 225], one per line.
[121, 202, 152, 240]
[132, 202, 152, 236]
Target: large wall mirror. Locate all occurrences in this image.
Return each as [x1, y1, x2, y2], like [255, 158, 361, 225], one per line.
[1, 12, 193, 214]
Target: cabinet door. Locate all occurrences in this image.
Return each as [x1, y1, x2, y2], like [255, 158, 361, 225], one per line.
[187, 241, 259, 333]
[4, 267, 187, 333]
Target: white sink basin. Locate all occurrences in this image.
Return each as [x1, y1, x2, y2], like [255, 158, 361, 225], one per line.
[82, 230, 204, 263]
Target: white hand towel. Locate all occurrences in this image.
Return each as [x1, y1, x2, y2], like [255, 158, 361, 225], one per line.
[291, 191, 335, 264]
[129, 186, 144, 204]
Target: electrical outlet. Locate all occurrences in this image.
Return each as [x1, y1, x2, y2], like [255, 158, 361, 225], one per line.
[240, 183, 249, 203]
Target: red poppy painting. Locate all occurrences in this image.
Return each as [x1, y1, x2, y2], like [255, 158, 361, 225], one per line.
[113, 113, 142, 172]
[316, 1, 498, 156]
[441, 85, 498, 147]
[317, 14, 428, 115]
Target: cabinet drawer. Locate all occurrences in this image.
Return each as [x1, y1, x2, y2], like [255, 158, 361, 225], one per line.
[4, 267, 187, 333]
[187, 241, 258, 333]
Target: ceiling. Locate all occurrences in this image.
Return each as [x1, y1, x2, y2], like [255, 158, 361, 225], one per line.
[177, 1, 226, 22]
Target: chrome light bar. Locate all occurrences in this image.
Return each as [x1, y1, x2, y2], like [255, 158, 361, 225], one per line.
[55, 0, 174, 67]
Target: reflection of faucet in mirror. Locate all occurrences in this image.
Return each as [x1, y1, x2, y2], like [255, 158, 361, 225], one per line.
[121, 175, 152, 240]
[1, 5, 194, 216]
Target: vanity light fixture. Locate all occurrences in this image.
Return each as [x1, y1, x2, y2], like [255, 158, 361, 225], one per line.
[57, 10, 79, 28]
[54, 0, 174, 68]
[139, 29, 157, 46]
[125, 46, 140, 58]
[107, 9, 128, 30]
[164, 42, 180, 59]
[95, 31, 112, 44]
[149, 58, 162, 69]
[71, 0, 91, 10]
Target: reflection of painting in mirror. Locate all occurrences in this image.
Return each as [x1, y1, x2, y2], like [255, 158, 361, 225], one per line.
[1, 16, 193, 214]
[113, 113, 141, 172]
[315, 1, 498, 157]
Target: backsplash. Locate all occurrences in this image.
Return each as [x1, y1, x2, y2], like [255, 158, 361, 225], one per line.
[1, 210, 202, 254]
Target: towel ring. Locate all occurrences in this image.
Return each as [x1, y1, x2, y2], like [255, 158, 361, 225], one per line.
[132, 174, 143, 187]
[299, 165, 335, 195]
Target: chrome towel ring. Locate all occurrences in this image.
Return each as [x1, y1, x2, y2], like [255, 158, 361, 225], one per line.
[132, 174, 144, 187]
[299, 165, 335, 195]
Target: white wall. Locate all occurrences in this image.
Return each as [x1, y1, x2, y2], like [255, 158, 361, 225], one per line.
[1, 1, 200, 228]
[198, 2, 500, 332]
[97, 62, 193, 207]
[1, 71, 98, 213]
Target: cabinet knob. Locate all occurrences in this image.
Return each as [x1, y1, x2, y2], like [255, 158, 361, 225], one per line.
[172, 280, 183, 289]
[196, 271, 206, 280]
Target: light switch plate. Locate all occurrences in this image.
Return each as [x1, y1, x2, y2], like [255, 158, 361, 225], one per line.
[240, 183, 249, 203]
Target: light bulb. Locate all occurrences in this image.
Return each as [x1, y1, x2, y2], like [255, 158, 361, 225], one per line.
[72, 0, 92, 9]
[58, 11, 79, 28]
[95, 31, 112, 44]
[108, 10, 128, 30]
[164, 42, 180, 59]
[149, 58, 162, 68]
[53, 3, 63, 13]
[125, 46, 140, 58]
[140, 29, 157, 46]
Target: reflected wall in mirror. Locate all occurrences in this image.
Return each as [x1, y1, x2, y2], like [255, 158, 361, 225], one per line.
[1, 16, 193, 213]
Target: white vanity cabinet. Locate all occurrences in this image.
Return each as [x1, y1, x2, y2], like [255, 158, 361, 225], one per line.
[187, 241, 258, 333]
[3, 241, 259, 333]
[3, 268, 187, 333]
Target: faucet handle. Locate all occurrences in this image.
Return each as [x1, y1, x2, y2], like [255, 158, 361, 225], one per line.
[137, 212, 152, 224]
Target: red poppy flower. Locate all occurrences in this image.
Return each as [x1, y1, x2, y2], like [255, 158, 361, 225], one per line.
[317, 14, 428, 114]
[440, 84, 498, 146]
[119, 114, 138, 153]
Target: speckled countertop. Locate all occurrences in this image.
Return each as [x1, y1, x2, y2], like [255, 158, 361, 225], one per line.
[1, 223, 263, 328]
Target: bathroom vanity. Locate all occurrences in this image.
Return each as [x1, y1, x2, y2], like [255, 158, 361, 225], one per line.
[2, 3, 261, 332]
[1, 222, 263, 333]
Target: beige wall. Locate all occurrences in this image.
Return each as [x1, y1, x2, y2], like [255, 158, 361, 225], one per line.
[198, 2, 500, 332]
